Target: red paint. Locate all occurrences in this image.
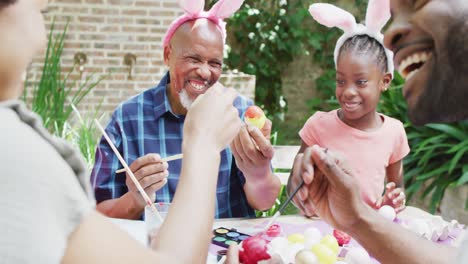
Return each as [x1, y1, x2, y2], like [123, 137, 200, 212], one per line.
[239, 236, 271, 264]
[266, 224, 282, 237]
[333, 229, 351, 246]
[245, 105, 265, 119]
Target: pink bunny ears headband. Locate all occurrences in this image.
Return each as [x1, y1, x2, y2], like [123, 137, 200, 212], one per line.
[309, 0, 394, 77]
[163, 0, 245, 49]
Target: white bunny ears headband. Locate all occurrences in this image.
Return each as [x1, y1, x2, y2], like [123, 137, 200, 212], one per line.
[309, 0, 394, 77]
[163, 0, 245, 49]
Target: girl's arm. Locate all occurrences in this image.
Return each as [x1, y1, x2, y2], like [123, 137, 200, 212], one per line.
[379, 160, 406, 212]
[386, 159, 404, 188]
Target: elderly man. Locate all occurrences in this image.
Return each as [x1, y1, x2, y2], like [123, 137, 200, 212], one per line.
[284, 0, 468, 263]
[91, 1, 281, 220]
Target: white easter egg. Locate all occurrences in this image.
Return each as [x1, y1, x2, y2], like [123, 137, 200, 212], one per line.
[295, 249, 319, 264]
[285, 243, 305, 263]
[378, 205, 396, 221]
[268, 237, 289, 256]
[345, 247, 371, 264]
[304, 237, 320, 250]
[304, 227, 322, 240]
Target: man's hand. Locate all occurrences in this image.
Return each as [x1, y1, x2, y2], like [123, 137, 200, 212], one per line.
[292, 145, 368, 233]
[230, 119, 274, 181]
[375, 182, 406, 213]
[125, 154, 169, 208]
[230, 118, 280, 210]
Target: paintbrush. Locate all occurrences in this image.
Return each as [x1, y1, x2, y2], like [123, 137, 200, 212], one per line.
[263, 147, 328, 231]
[263, 178, 305, 231]
[94, 119, 163, 222]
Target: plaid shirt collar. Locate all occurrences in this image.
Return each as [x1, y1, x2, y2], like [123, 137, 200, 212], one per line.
[152, 72, 181, 120]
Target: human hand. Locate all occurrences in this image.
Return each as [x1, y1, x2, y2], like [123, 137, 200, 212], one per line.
[292, 145, 369, 232]
[183, 82, 242, 153]
[125, 154, 169, 208]
[375, 182, 406, 213]
[289, 153, 316, 217]
[230, 118, 274, 181]
[225, 244, 240, 264]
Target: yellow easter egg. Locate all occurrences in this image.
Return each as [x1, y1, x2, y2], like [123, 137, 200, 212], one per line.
[320, 235, 339, 255]
[287, 233, 305, 244]
[311, 243, 337, 264]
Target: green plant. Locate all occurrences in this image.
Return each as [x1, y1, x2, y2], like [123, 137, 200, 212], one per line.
[378, 79, 468, 213]
[68, 104, 104, 167]
[23, 18, 107, 166]
[23, 19, 105, 137]
[219, 0, 321, 117]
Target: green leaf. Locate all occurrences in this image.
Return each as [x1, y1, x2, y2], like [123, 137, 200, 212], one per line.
[425, 124, 467, 141]
[448, 145, 468, 174]
[456, 170, 468, 186]
[416, 165, 449, 181]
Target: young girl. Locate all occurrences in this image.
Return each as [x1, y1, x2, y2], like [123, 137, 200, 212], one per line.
[290, 1, 409, 214]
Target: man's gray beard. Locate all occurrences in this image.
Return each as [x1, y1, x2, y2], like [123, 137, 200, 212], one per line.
[179, 89, 194, 110]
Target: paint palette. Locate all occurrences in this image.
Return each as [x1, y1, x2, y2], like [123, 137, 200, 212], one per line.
[212, 227, 251, 248]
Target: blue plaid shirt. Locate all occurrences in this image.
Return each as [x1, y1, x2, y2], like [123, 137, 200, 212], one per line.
[91, 72, 256, 218]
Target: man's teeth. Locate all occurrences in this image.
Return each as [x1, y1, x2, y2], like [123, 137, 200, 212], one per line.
[398, 51, 432, 80]
[191, 82, 206, 90]
[406, 69, 419, 81]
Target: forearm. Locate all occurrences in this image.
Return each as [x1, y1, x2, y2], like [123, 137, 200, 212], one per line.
[96, 193, 144, 220]
[244, 170, 281, 211]
[153, 144, 220, 263]
[349, 208, 457, 264]
[386, 161, 404, 188]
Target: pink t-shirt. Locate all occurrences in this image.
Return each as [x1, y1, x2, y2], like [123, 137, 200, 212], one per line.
[299, 109, 410, 206]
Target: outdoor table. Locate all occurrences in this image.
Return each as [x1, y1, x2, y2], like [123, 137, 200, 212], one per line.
[109, 206, 466, 263]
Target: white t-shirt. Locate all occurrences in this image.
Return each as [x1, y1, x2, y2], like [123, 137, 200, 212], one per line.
[0, 101, 94, 263]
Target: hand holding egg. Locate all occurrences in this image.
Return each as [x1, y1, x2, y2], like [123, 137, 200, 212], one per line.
[244, 105, 266, 129]
[378, 205, 396, 221]
[230, 104, 274, 182]
[375, 182, 406, 213]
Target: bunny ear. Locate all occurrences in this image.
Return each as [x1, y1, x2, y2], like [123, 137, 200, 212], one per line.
[309, 3, 356, 33]
[178, 0, 204, 15]
[365, 0, 391, 32]
[209, 0, 245, 19]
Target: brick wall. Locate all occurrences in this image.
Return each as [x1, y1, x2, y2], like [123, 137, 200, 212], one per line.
[26, 0, 255, 120]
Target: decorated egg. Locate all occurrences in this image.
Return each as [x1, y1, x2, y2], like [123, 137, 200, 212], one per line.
[244, 105, 266, 129]
[333, 229, 351, 246]
[239, 236, 271, 264]
[266, 224, 282, 237]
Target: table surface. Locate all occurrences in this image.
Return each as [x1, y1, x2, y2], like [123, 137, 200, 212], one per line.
[109, 206, 467, 263]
